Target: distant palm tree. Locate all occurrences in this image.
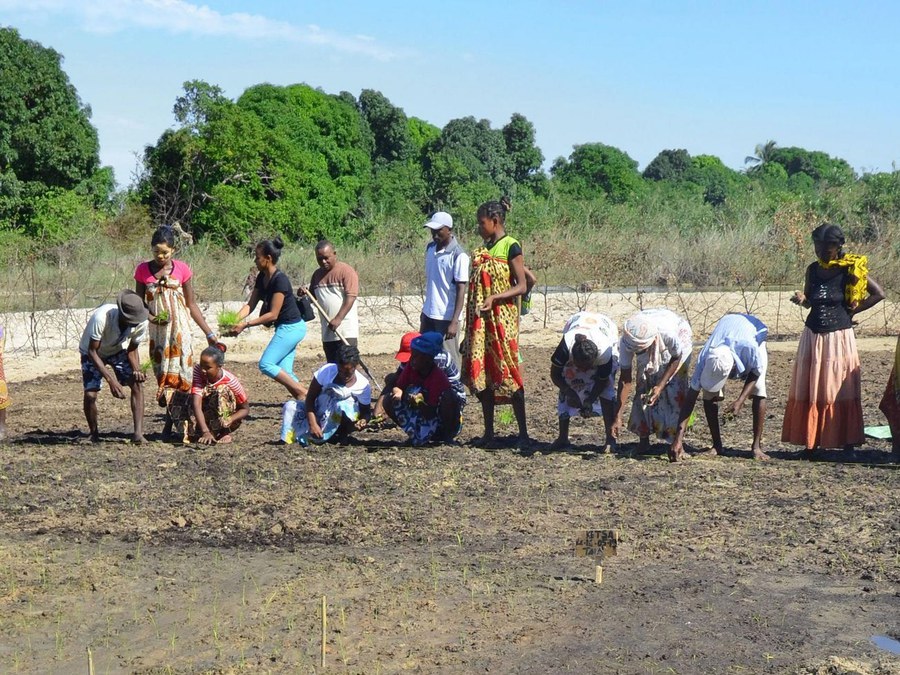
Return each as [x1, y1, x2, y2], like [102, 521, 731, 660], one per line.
[745, 140, 778, 172]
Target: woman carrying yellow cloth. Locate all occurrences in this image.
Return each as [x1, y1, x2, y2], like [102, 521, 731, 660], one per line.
[783, 223, 884, 456]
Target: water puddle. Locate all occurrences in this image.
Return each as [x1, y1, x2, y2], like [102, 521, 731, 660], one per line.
[871, 635, 900, 655]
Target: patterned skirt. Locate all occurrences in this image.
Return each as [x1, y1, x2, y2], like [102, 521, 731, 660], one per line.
[169, 385, 237, 439]
[628, 357, 691, 443]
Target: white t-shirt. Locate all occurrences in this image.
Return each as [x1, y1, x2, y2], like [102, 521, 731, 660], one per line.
[422, 237, 470, 321]
[78, 304, 148, 357]
[313, 363, 372, 405]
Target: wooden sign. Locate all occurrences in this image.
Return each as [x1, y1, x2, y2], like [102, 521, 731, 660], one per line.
[575, 529, 618, 560]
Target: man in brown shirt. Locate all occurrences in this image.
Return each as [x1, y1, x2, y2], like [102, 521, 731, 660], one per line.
[304, 241, 360, 363]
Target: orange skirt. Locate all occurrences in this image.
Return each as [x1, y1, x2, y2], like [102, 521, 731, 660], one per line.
[781, 327, 863, 449]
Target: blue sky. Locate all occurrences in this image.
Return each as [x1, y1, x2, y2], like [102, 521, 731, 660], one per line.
[3, 0, 898, 187]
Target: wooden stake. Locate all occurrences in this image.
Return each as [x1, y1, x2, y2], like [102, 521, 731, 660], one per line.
[87, 646, 95, 675]
[321, 595, 327, 669]
[595, 565, 603, 584]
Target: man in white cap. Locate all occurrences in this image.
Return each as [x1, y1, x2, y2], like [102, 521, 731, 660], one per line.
[670, 313, 769, 461]
[421, 211, 470, 366]
[549, 312, 619, 453]
[79, 289, 150, 443]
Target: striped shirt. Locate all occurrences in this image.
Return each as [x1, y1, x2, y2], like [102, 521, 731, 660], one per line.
[690, 314, 767, 390]
[191, 367, 248, 404]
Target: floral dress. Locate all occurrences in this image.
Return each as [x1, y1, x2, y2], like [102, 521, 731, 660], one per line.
[134, 260, 196, 409]
[620, 309, 693, 442]
[461, 236, 524, 403]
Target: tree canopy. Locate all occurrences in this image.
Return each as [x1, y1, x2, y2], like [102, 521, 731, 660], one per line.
[0, 26, 111, 239]
[5, 27, 894, 255]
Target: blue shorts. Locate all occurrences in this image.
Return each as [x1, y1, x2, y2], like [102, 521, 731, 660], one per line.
[81, 351, 135, 391]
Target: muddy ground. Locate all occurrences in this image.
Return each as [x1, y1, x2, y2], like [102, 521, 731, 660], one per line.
[0, 346, 898, 674]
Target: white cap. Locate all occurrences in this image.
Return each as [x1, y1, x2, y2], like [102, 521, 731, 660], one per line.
[423, 211, 453, 230]
[699, 345, 734, 393]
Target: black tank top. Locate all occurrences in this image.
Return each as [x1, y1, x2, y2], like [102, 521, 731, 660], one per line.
[805, 263, 852, 334]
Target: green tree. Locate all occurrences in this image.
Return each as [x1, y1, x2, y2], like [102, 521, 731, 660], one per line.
[502, 113, 544, 186]
[407, 117, 441, 155]
[551, 143, 645, 203]
[745, 140, 778, 173]
[768, 146, 855, 187]
[358, 89, 414, 164]
[142, 82, 374, 243]
[686, 155, 745, 206]
[0, 27, 110, 233]
[643, 149, 692, 181]
[423, 116, 515, 209]
[173, 79, 229, 132]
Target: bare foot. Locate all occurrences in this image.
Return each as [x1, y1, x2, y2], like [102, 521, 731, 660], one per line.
[217, 434, 234, 444]
[131, 434, 147, 444]
[549, 438, 570, 451]
[752, 448, 771, 461]
[668, 447, 692, 462]
[695, 446, 720, 458]
[89, 432, 101, 443]
[601, 440, 616, 454]
[515, 435, 534, 452]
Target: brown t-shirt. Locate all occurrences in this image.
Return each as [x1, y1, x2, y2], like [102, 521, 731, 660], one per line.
[309, 261, 360, 341]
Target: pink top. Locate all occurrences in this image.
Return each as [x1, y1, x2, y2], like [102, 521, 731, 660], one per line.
[134, 259, 193, 285]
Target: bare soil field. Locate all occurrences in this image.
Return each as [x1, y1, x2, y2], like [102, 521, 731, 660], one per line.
[1, 346, 898, 674]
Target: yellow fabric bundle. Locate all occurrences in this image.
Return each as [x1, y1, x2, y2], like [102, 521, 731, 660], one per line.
[817, 253, 868, 308]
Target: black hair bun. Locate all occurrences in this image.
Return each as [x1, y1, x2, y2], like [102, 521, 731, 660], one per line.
[272, 236, 285, 250]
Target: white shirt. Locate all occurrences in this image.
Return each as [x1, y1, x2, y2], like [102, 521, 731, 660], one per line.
[79, 304, 148, 357]
[313, 363, 372, 405]
[422, 237, 470, 321]
[690, 314, 767, 390]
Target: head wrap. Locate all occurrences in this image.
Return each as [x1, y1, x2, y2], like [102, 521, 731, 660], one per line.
[622, 312, 665, 380]
[699, 345, 735, 392]
[562, 312, 616, 366]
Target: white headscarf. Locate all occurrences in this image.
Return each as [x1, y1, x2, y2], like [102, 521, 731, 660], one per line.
[562, 312, 617, 366]
[622, 312, 666, 380]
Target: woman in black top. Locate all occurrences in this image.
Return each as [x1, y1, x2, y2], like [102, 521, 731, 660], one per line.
[782, 223, 884, 455]
[233, 237, 308, 399]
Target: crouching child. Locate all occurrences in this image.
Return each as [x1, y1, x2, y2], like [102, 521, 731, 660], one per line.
[182, 346, 249, 445]
[79, 290, 149, 443]
[384, 332, 461, 445]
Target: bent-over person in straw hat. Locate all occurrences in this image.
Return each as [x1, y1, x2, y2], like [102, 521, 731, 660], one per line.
[79, 290, 149, 443]
[670, 313, 770, 462]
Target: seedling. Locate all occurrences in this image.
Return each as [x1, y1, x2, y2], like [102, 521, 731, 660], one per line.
[217, 309, 241, 333]
[140, 359, 153, 375]
[155, 309, 170, 323]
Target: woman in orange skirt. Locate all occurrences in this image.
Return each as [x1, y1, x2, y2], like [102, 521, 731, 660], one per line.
[782, 223, 884, 457]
